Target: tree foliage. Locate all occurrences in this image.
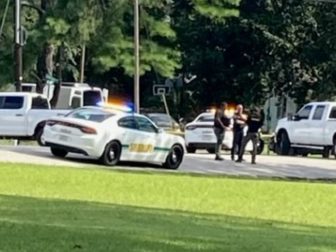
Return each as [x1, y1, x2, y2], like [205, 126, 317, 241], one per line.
[1, 0, 336, 116]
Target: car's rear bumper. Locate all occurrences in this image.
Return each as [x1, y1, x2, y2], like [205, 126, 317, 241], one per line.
[45, 142, 89, 155]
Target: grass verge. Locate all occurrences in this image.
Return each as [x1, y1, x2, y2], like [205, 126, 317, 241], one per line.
[0, 163, 336, 251]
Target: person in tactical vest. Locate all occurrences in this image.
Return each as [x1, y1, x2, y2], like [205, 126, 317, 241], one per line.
[231, 104, 246, 161]
[236, 107, 264, 164]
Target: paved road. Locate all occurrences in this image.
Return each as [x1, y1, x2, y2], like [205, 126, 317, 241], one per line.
[0, 145, 335, 179]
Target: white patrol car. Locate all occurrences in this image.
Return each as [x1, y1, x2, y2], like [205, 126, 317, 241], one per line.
[42, 106, 185, 169]
[184, 111, 259, 154]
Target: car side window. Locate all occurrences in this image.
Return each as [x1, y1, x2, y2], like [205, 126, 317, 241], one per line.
[297, 105, 312, 120]
[312, 105, 325, 120]
[118, 116, 137, 130]
[0, 96, 24, 109]
[135, 117, 157, 133]
[329, 106, 336, 119]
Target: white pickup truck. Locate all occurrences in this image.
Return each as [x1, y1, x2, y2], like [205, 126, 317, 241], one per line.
[0, 92, 70, 145]
[273, 101, 336, 158]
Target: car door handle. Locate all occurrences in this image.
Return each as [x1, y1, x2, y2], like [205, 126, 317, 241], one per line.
[15, 114, 23, 117]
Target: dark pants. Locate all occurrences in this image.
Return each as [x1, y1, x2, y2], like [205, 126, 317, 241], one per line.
[214, 127, 225, 158]
[239, 132, 259, 163]
[231, 130, 244, 159]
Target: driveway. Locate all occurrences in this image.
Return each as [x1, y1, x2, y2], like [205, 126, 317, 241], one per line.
[0, 145, 335, 180]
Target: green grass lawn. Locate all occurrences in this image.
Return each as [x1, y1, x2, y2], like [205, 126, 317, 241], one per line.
[0, 163, 336, 251]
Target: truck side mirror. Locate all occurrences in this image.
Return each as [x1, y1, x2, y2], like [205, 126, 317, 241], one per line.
[292, 114, 301, 121]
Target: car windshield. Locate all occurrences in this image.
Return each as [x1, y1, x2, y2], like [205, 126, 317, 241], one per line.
[147, 114, 175, 127]
[196, 114, 214, 122]
[66, 108, 115, 122]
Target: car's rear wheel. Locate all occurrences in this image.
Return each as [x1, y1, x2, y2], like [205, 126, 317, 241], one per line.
[186, 146, 196, 153]
[163, 144, 184, 169]
[322, 147, 330, 159]
[100, 140, 121, 166]
[51, 147, 68, 158]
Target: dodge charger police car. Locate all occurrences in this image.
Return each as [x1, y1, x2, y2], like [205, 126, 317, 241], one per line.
[42, 106, 185, 169]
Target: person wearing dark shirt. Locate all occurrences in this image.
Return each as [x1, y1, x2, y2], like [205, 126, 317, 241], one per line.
[236, 107, 264, 164]
[213, 102, 231, 160]
[231, 104, 246, 161]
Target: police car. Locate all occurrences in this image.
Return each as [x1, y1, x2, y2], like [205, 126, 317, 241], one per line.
[184, 111, 260, 154]
[42, 106, 185, 169]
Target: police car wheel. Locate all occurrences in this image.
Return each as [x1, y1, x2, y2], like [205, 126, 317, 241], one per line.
[163, 144, 184, 169]
[100, 140, 121, 166]
[51, 147, 68, 158]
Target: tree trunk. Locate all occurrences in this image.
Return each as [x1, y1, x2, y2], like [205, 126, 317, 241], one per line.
[36, 0, 56, 94]
[50, 45, 63, 108]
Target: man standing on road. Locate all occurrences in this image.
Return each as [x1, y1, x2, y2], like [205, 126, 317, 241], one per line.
[231, 104, 246, 161]
[214, 102, 231, 161]
[236, 107, 264, 164]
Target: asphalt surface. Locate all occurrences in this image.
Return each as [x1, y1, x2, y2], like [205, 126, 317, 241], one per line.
[0, 145, 335, 179]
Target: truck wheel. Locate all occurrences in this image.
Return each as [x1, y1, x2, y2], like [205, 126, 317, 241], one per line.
[333, 138, 336, 159]
[51, 147, 68, 158]
[186, 147, 196, 153]
[277, 132, 290, 155]
[163, 144, 184, 169]
[36, 128, 45, 146]
[100, 140, 121, 166]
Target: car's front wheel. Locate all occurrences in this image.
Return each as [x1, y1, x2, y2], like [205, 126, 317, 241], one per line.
[100, 140, 121, 166]
[163, 144, 184, 169]
[276, 132, 290, 155]
[51, 147, 68, 158]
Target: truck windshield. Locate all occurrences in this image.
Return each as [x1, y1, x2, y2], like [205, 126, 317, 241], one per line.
[83, 90, 103, 106]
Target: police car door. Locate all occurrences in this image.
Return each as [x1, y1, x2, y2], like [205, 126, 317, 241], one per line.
[130, 116, 157, 161]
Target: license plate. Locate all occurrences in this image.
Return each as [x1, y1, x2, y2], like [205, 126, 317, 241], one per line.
[59, 135, 69, 141]
[202, 135, 212, 141]
[60, 129, 71, 134]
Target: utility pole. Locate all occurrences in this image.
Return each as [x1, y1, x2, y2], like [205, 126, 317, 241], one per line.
[14, 0, 22, 92]
[134, 0, 140, 113]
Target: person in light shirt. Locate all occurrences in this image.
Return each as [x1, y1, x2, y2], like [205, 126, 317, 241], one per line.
[213, 102, 231, 160]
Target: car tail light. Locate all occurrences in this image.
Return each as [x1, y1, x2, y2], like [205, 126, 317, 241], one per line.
[80, 126, 97, 134]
